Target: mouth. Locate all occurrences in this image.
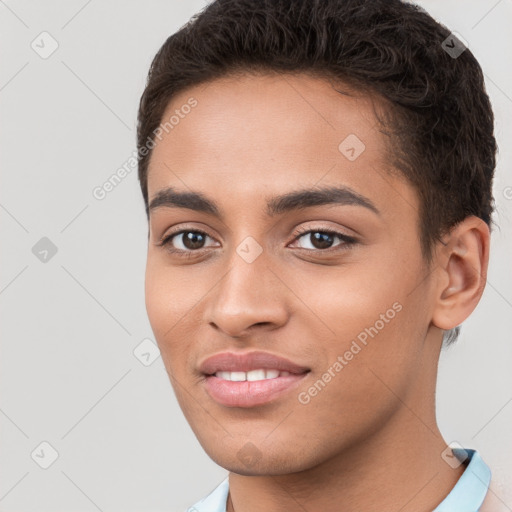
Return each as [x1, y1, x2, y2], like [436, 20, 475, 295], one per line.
[199, 351, 311, 408]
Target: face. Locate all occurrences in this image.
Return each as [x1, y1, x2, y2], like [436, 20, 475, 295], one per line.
[145, 72, 439, 475]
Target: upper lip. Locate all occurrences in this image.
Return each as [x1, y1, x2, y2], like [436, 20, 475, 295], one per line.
[199, 350, 310, 375]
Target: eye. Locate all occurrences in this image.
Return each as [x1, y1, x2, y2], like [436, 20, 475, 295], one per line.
[157, 225, 357, 257]
[290, 226, 357, 252]
[159, 228, 217, 256]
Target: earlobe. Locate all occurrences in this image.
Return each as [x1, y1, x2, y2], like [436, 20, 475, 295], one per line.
[432, 216, 490, 331]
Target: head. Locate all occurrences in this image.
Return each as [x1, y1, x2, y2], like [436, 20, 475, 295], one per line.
[138, 0, 496, 475]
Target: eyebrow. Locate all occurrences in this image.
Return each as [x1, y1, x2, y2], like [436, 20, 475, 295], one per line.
[148, 185, 380, 218]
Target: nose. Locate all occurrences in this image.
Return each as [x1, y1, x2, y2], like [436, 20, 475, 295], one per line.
[204, 247, 290, 339]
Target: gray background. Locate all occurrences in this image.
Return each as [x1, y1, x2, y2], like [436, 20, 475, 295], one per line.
[0, 1, 511, 511]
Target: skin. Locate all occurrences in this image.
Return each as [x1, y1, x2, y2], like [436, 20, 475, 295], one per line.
[144, 72, 490, 511]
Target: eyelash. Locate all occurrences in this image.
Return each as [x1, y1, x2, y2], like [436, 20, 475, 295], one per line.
[158, 225, 357, 258]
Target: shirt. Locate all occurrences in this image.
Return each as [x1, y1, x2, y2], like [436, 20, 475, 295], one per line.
[185, 448, 491, 512]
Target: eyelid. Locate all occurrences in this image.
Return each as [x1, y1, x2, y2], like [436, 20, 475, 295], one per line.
[157, 223, 354, 244]
[290, 225, 358, 251]
[157, 222, 358, 257]
[292, 224, 357, 240]
[157, 223, 216, 245]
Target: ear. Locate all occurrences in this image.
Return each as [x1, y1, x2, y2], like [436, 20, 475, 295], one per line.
[431, 216, 490, 331]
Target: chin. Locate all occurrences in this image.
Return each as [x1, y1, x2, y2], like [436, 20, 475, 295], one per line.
[204, 441, 317, 476]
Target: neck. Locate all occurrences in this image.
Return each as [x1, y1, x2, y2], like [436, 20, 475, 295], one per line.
[227, 413, 465, 512]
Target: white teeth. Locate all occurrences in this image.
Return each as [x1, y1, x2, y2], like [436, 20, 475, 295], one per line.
[247, 369, 266, 381]
[215, 369, 292, 381]
[265, 369, 279, 379]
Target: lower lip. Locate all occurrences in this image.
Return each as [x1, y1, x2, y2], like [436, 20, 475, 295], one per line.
[204, 373, 309, 407]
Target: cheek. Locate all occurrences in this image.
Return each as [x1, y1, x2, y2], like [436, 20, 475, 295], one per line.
[145, 253, 197, 329]
[144, 262, 171, 338]
[292, 313, 416, 443]
[299, 265, 397, 336]
[302, 262, 423, 391]
[144, 259, 196, 363]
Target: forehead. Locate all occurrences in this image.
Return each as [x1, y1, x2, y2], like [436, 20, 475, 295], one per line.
[147, 72, 414, 217]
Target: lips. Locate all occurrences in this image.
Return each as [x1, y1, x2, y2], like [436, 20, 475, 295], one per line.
[199, 351, 310, 407]
[198, 350, 310, 375]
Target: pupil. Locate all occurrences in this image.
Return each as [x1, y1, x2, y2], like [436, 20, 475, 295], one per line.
[184, 231, 205, 249]
[312, 232, 333, 249]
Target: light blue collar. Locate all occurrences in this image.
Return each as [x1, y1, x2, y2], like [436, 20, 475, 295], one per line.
[188, 449, 490, 512]
[187, 477, 228, 512]
[433, 448, 491, 511]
